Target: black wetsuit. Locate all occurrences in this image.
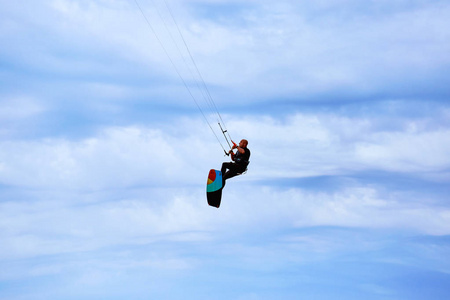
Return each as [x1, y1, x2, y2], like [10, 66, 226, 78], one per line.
[221, 147, 250, 185]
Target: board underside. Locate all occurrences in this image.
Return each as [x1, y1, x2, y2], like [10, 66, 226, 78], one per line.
[207, 169, 223, 208]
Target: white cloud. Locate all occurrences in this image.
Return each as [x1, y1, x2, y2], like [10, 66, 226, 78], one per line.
[0, 187, 212, 261]
[1, 108, 448, 190]
[2, 179, 449, 266]
[0, 126, 190, 190]
[1, 1, 449, 298]
[1, 112, 449, 264]
[227, 112, 450, 180]
[0, 96, 45, 121]
[2, 0, 449, 109]
[355, 130, 450, 173]
[177, 0, 450, 101]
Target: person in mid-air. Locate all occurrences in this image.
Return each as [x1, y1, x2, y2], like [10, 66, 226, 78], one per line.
[221, 139, 250, 186]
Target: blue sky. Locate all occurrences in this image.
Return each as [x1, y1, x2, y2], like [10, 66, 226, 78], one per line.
[1, 0, 450, 299]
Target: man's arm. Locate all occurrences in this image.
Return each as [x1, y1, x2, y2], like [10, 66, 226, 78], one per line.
[236, 145, 245, 154]
[227, 144, 239, 161]
[231, 141, 245, 154]
[227, 147, 235, 161]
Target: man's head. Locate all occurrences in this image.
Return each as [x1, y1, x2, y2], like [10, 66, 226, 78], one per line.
[239, 139, 248, 148]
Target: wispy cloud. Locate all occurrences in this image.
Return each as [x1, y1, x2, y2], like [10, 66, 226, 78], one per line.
[1, 0, 450, 299]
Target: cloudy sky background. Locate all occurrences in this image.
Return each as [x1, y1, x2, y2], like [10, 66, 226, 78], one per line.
[1, 0, 450, 299]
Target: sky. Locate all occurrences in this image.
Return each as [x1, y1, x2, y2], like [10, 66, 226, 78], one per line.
[1, 0, 450, 299]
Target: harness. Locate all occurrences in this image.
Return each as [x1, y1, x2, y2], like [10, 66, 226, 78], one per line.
[236, 161, 250, 175]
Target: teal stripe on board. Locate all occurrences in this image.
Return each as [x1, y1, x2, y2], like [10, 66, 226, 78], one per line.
[207, 170, 222, 192]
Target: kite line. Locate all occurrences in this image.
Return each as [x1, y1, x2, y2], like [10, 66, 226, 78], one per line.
[133, 0, 233, 154]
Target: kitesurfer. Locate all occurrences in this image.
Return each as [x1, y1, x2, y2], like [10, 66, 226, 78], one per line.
[221, 139, 250, 186]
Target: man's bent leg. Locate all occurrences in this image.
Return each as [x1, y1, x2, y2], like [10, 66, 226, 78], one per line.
[221, 162, 238, 187]
[221, 162, 228, 176]
[223, 170, 238, 181]
[221, 162, 234, 176]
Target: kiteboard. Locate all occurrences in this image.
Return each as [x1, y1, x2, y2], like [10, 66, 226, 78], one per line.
[207, 169, 223, 208]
